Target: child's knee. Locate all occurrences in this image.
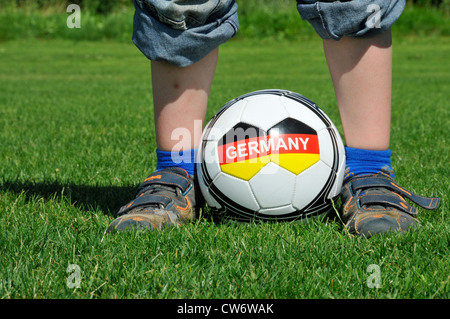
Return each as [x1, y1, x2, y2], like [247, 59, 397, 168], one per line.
[296, 0, 406, 40]
[133, 0, 239, 67]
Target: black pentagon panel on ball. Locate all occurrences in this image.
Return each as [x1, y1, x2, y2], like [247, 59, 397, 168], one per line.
[217, 122, 270, 181]
[264, 117, 321, 175]
[218, 122, 267, 147]
[268, 117, 317, 136]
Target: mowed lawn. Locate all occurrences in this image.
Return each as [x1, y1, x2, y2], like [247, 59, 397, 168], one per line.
[0, 36, 448, 299]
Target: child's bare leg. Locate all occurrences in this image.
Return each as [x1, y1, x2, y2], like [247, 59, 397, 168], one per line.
[323, 30, 392, 151]
[323, 29, 439, 237]
[109, 0, 237, 232]
[152, 48, 218, 152]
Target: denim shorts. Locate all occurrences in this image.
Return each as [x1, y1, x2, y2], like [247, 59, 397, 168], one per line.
[133, 0, 239, 67]
[297, 0, 405, 40]
[133, 0, 405, 67]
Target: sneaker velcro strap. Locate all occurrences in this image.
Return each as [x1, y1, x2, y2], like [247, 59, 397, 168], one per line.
[118, 194, 172, 216]
[351, 176, 440, 210]
[138, 170, 191, 193]
[359, 193, 418, 216]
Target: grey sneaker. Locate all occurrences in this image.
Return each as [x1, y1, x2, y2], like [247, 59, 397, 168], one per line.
[108, 167, 200, 232]
[340, 169, 439, 238]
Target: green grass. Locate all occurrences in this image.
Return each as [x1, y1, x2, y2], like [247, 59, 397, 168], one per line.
[0, 3, 449, 42]
[0, 35, 449, 299]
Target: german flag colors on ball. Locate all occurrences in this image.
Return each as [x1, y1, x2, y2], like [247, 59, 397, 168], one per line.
[217, 119, 320, 180]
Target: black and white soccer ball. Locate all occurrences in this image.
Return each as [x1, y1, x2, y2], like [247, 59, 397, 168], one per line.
[197, 90, 345, 222]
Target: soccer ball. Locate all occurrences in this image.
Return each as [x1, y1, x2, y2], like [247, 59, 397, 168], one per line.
[196, 89, 345, 223]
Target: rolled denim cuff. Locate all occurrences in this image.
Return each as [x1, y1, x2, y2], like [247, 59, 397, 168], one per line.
[132, 0, 239, 67]
[297, 0, 405, 40]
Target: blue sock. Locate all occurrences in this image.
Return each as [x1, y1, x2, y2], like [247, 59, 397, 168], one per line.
[345, 146, 394, 180]
[156, 148, 197, 177]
